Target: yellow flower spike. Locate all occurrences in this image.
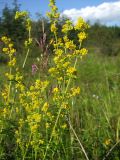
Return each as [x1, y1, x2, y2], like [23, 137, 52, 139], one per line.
[55, 49, 63, 56]
[8, 57, 16, 67]
[8, 43, 14, 48]
[42, 102, 49, 113]
[9, 48, 16, 55]
[74, 17, 89, 30]
[15, 73, 23, 82]
[49, 67, 57, 74]
[62, 20, 73, 33]
[1, 36, 7, 42]
[62, 102, 69, 109]
[24, 38, 32, 47]
[5, 73, 14, 80]
[1, 36, 11, 44]
[78, 32, 87, 42]
[51, 23, 57, 33]
[53, 87, 59, 93]
[43, 80, 49, 88]
[2, 48, 9, 53]
[70, 87, 80, 96]
[63, 62, 70, 68]
[54, 13, 60, 19]
[80, 48, 88, 56]
[30, 124, 38, 133]
[52, 5, 58, 12]
[47, 0, 60, 22]
[63, 35, 69, 42]
[15, 11, 28, 19]
[26, 18, 32, 31]
[32, 113, 41, 123]
[65, 40, 76, 50]
[67, 67, 77, 76]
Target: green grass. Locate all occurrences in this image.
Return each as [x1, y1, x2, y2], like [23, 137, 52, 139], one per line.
[72, 53, 120, 159]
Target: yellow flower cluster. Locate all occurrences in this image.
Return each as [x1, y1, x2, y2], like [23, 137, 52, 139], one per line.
[42, 102, 49, 113]
[24, 38, 32, 47]
[70, 87, 80, 96]
[78, 32, 87, 42]
[62, 20, 73, 33]
[15, 11, 32, 33]
[15, 11, 32, 68]
[46, 3, 89, 154]
[74, 17, 90, 30]
[50, 23, 58, 33]
[1, 36, 16, 56]
[1, 85, 9, 101]
[1, 36, 11, 43]
[80, 48, 88, 56]
[67, 67, 77, 77]
[8, 57, 16, 67]
[1, 36, 16, 102]
[53, 87, 59, 93]
[47, 0, 60, 22]
[15, 11, 28, 19]
[65, 40, 76, 50]
[0, 0, 89, 159]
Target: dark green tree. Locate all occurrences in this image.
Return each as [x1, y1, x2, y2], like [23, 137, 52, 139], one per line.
[0, 0, 27, 52]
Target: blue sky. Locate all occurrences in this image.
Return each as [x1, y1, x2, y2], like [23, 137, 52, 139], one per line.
[0, 0, 120, 25]
[17, 0, 117, 16]
[0, 0, 117, 16]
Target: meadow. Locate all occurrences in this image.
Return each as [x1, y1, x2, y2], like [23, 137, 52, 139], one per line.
[0, 0, 120, 160]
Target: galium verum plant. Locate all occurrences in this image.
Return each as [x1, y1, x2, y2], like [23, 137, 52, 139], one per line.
[0, 0, 89, 159]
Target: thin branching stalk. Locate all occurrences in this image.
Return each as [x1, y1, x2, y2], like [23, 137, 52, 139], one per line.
[22, 26, 31, 68]
[67, 117, 90, 160]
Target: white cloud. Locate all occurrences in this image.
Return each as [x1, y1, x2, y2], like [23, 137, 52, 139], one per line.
[62, 1, 120, 26]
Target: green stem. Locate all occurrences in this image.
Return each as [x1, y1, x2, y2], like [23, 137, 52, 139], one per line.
[22, 133, 32, 160]
[67, 118, 90, 160]
[22, 48, 30, 68]
[43, 106, 62, 160]
[22, 28, 31, 68]
[8, 55, 12, 102]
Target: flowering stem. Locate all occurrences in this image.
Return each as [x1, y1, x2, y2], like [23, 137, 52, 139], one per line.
[22, 133, 32, 160]
[22, 48, 30, 68]
[65, 42, 81, 93]
[65, 57, 78, 94]
[22, 28, 31, 68]
[43, 106, 62, 160]
[8, 55, 12, 102]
